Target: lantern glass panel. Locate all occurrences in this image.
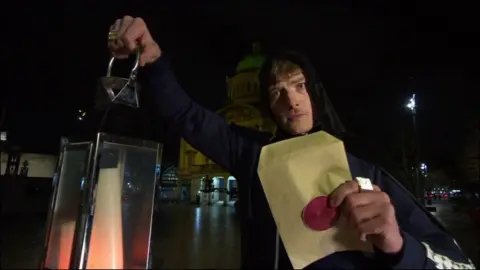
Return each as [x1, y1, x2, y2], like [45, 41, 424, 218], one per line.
[44, 143, 91, 269]
[86, 141, 158, 269]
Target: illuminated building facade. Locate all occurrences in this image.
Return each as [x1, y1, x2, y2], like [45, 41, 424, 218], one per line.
[177, 43, 276, 203]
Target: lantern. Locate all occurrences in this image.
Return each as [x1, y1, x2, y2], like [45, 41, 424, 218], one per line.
[40, 133, 162, 269]
[40, 49, 161, 269]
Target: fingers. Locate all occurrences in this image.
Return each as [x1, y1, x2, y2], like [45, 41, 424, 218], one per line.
[108, 18, 129, 58]
[340, 192, 391, 238]
[329, 181, 359, 207]
[117, 16, 134, 38]
[329, 181, 384, 208]
[133, 22, 161, 66]
[343, 191, 390, 209]
[107, 16, 161, 66]
[107, 16, 138, 57]
[110, 19, 121, 32]
[339, 191, 396, 243]
[122, 17, 145, 52]
[355, 205, 395, 241]
[108, 20, 120, 49]
[329, 180, 401, 250]
[346, 201, 391, 227]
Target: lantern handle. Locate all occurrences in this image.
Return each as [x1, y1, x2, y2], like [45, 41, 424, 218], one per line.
[106, 48, 140, 81]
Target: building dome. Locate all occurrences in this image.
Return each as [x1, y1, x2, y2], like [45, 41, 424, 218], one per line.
[236, 54, 265, 73]
[227, 43, 266, 104]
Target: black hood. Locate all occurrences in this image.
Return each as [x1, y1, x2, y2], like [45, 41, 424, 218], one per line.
[258, 50, 346, 139]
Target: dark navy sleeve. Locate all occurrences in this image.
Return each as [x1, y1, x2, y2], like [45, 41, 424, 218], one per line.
[373, 167, 475, 269]
[138, 56, 252, 176]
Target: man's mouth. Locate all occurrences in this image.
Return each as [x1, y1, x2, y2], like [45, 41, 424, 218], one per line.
[287, 114, 306, 121]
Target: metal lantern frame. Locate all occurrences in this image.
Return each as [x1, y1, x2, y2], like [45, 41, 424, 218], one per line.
[40, 132, 163, 269]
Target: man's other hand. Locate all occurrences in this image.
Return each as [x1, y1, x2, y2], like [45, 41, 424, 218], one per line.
[329, 181, 404, 254]
[108, 16, 161, 66]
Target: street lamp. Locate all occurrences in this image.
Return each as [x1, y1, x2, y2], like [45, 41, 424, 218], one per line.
[405, 93, 419, 147]
[405, 93, 423, 205]
[0, 131, 6, 176]
[77, 109, 86, 121]
[406, 94, 416, 113]
[420, 162, 427, 174]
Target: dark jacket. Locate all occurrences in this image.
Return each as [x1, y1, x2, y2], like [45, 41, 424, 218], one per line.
[139, 54, 474, 269]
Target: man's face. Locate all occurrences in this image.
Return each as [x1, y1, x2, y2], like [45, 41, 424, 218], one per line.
[268, 69, 314, 135]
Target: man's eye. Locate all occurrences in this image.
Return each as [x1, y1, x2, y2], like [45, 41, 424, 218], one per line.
[297, 83, 306, 89]
[270, 90, 280, 97]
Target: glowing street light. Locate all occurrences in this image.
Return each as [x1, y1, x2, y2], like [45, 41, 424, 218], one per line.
[420, 162, 427, 172]
[406, 93, 416, 114]
[405, 93, 418, 133]
[77, 109, 86, 121]
[420, 162, 428, 177]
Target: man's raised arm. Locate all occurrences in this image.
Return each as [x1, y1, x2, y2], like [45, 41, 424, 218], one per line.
[139, 56, 252, 175]
[108, 16, 255, 175]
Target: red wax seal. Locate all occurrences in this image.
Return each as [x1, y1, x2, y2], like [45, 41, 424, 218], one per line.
[302, 196, 338, 231]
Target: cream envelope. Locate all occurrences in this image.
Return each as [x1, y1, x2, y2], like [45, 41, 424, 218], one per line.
[257, 131, 372, 269]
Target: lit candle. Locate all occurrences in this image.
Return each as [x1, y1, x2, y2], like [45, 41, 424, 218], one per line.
[87, 153, 125, 269]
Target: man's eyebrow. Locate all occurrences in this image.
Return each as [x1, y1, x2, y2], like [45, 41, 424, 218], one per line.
[269, 76, 305, 90]
[290, 77, 306, 84]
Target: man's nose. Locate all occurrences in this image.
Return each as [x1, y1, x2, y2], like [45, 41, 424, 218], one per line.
[283, 90, 300, 108]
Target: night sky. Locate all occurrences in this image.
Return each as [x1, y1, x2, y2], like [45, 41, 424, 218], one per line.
[5, 1, 479, 167]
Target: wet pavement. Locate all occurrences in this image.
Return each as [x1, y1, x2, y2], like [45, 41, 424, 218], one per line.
[1, 201, 478, 269]
[430, 200, 479, 267]
[1, 203, 240, 269]
[151, 203, 240, 269]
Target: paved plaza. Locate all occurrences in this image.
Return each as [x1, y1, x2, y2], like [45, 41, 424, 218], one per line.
[1, 201, 478, 269]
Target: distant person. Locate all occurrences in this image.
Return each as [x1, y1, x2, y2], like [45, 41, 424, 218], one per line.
[107, 16, 475, 269]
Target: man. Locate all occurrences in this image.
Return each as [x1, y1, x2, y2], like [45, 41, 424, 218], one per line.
[108, 16, 475, 269]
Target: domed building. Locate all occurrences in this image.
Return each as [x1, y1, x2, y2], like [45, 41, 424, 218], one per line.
[177, 43, 276, 203]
